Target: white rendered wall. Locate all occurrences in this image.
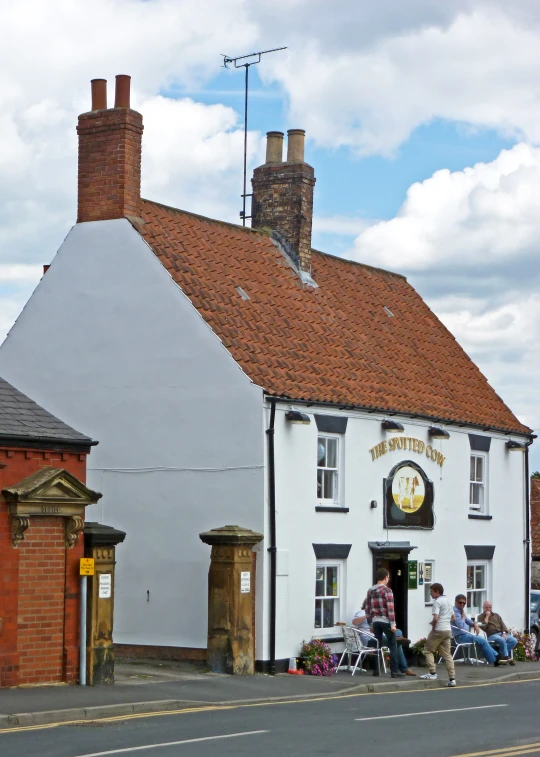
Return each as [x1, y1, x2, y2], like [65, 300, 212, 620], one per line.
[0, 219, 265, 649]
[269, 403, 527, 660]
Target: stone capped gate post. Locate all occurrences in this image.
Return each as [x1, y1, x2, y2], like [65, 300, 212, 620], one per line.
[199, 525, 263, 674]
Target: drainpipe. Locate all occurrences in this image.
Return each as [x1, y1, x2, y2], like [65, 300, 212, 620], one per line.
[525, 441, 533, 631]
[266, 399, 277, 675]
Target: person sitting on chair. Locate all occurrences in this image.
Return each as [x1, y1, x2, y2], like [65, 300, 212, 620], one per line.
[453, 594, 499, 665]
[477, 601, 517, 666]
[352, 601, 415, 676]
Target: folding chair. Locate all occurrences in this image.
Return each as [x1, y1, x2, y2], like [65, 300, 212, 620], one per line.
[336, 626, 386, 676]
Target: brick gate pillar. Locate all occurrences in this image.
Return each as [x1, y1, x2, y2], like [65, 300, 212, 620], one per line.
[199, 525, 263, 675]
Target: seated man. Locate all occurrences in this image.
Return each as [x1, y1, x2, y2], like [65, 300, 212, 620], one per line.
[453, 594, 500, 665]
[477, 601, 517, 666]
[352, 603, 415, 676]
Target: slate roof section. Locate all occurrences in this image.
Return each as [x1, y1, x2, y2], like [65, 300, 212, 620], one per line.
[0, 376, 95, 446]
[139, 199, 531, 436]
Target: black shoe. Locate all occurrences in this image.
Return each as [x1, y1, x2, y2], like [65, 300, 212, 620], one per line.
[494, 658, 500, 667]
[372, 671, 380, 677]
[391, 672, 406, 678]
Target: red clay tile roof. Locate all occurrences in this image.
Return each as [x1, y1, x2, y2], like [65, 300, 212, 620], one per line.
[138, 199, 530, 435]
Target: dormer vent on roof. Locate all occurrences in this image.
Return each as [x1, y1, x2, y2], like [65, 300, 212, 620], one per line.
[77, 75, 144, 223]
[251, 129, 316, 274]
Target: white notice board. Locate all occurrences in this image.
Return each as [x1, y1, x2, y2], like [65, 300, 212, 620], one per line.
[240, 571, 250, 593]
[99, 573, 112, 599]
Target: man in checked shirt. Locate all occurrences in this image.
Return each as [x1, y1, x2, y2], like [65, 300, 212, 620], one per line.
[365, 568, 404, 677]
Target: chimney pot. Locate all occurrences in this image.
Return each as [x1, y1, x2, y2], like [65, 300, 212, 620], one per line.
[114, 75, 131, 108]
[77, 75, 143, 222]
[265, 131, 284, 164]
[252, 127, 315, 274]
[287, 129, 305, 163]
[91, 79, 107, 111]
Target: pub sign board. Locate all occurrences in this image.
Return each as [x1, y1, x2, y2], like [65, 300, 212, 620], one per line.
[384, 460, 434, 530]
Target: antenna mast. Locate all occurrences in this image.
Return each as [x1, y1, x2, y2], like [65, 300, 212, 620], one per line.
[222, 46, 287, 226]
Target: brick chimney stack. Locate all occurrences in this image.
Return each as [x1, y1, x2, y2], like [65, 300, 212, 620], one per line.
[77, 75, 143, 223]
[251, 129, 316, 273]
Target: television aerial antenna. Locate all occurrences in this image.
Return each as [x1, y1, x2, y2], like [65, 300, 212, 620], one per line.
[221, 46, 287, 226]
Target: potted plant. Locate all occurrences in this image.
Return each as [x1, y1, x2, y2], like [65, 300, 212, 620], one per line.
[510, 629, 538, 662]
[410, 637, 428, 667]
[299, 639, 338, 676]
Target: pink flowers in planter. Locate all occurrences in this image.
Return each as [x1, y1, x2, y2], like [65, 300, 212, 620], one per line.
[299, 639, 338, 676]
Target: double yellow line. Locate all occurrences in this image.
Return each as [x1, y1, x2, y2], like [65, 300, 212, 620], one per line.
[454, 743, 540, 757]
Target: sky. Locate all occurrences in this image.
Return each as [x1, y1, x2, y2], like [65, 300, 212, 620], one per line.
[1, 0, 540, 469]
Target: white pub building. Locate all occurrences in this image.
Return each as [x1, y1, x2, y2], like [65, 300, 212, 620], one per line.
[0, 75, 533, 671]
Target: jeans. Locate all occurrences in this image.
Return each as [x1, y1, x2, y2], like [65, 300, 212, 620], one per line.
[372, 621, 399, 674]
[488, 633, 518, 658]
[383, 629, 409, 672]
[454, 632, 498, 664]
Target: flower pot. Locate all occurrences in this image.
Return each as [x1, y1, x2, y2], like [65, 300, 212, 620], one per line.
[411, 652, 427, 667]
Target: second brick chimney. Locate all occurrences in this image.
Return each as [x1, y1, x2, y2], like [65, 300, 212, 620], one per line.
[251, 129, 316, 273]
[77, 75, 143, 223]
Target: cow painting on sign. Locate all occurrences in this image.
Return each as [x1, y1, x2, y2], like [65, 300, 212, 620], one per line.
[393, 467, 425, 512]
[385, 461, 434, 530]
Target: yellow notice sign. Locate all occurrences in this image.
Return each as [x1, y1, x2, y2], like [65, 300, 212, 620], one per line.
[80, 558, 95, 576]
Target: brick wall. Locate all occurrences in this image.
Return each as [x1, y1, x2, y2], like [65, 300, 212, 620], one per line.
[18, 517, 66, 683]
[531, 478, 540, 589]
[531, 477, 540, 558]
[0, 447, 87, 686]
[77, 107, 143, 223]
[252, 162, 316, 273]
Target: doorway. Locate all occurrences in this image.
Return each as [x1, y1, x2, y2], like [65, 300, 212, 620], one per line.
[372, 551, 409, 636]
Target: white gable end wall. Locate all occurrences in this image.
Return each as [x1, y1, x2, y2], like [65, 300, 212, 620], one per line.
[0, 219, 265, 649]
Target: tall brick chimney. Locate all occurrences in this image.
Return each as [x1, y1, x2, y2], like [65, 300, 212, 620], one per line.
[251, 129, 316, 273]
[77, 75, 143, 223]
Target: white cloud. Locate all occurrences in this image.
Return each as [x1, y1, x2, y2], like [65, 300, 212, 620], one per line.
[264, 8, 540, 155]
[433, 294, 540, 437]
[352, 143, 540, 277]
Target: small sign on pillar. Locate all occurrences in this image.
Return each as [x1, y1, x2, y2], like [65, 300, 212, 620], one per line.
[99, 574, 112, 599]
[241, 571, 250, 593]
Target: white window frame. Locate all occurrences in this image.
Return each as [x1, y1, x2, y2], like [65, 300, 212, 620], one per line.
[314, 561, 343, 632]
[423, 560, 435, 605]
[466, 560, 490, 618]
[317, 433, 343, 507]
[469, 452, 488, 514]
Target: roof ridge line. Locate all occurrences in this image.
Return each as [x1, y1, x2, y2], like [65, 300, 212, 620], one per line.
[311, 247, 407, 280]
[140, 199, 266, 236]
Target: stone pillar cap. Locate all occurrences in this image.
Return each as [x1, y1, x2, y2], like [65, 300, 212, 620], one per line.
[199, 525, 263, 546]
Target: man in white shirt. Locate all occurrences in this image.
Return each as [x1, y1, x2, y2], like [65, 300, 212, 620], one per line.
[420, 582, 456, 687]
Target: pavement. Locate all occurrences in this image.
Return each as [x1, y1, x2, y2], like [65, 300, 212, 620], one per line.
[0, 657, 539, 730]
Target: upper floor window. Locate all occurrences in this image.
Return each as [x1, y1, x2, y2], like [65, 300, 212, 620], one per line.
[470, 453, 487, 513]
[317, 435, 340, 505]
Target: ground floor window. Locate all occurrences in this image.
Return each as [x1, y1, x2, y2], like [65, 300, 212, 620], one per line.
[467, 561, 489, 617]
[315, 562, 341, 629]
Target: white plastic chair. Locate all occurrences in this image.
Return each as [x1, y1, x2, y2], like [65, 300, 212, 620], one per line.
[440, 625, 480, 665]
[336, 626, 386, 676]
